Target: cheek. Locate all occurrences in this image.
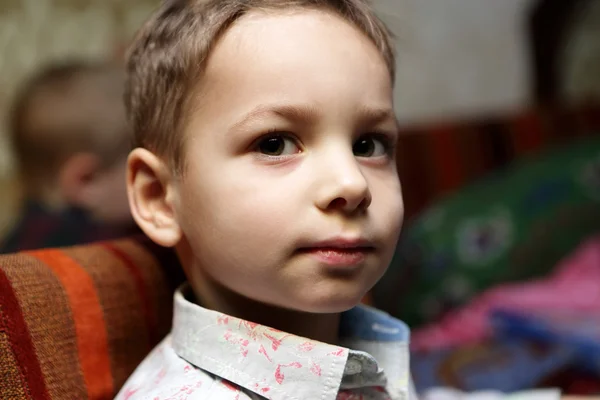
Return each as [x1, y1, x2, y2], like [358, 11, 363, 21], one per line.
[88, 169, 128, 209]
[177, 173, 297, 251]
[371, 176, 404, 240]
[176, 178, 299, 293]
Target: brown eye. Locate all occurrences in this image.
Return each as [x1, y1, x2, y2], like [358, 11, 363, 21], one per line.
[353, 136, 388, 157]
[257, 135, 299, 156]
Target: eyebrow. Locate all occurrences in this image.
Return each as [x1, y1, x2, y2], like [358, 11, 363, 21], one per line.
[355, 105, 397, 127]
[229, 104, 320, 132]
[229, 103, 397, 132]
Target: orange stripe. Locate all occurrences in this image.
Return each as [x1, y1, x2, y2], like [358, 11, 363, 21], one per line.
[101, 243, 157, 346]
[29, 249, 114, 400]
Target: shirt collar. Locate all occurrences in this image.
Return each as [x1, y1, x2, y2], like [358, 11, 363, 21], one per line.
[172, 285, 410, 400]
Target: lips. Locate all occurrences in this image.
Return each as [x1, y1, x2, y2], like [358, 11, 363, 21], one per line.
[297, 238, 375, 267]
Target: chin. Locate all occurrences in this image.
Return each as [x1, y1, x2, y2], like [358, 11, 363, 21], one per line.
[295, 290, 367, 314]
[289, 273, 381, 313]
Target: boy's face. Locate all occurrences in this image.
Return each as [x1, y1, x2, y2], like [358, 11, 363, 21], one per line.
[134, 9, 403, 313]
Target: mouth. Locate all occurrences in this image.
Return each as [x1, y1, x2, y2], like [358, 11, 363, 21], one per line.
[296, 238, 375, 268]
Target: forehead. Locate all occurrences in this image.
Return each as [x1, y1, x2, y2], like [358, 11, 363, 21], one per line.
[218, 8, 387, 75]
[191, 9, 393, 121]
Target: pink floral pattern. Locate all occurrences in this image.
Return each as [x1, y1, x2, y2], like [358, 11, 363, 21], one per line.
[115, 287, 411, 400]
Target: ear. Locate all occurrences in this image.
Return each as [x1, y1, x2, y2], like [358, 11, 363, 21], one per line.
[127, 148, 182, 247]
[59, 152, 101, 207]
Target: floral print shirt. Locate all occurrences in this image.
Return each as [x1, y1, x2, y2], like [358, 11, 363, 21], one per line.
[116, 285, 413, 400]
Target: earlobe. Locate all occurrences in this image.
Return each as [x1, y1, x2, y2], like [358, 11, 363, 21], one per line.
[127, 148, 182, 247]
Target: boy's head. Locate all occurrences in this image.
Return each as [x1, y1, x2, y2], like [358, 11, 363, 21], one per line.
[10, 60, 132, 223]
[126, 0, 403, 313]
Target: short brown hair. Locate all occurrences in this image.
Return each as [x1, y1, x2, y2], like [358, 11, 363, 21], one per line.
[126, 0, 395, 173]
[10, 60, 130, 192]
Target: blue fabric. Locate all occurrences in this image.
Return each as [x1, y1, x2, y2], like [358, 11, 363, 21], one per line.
[340, 304, 410, 342]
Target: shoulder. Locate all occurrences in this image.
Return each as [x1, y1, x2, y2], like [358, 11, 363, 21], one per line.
[115, 336, 204, 399]
[115, 336, 256, 400]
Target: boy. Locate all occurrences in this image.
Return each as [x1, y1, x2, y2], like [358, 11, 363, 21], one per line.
[1, 60, 136, 253]
[117, 1, 565, 399]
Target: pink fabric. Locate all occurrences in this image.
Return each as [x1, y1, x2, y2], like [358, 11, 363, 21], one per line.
[411, 236, 600, 351]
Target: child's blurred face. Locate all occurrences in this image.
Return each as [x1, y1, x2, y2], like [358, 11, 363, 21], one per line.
[85, 158, 132, 224]
[61, 152, 132, 224]
[173, 9, 403, 312]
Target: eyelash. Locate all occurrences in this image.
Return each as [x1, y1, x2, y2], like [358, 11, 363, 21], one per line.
[251, 129, 396, 157]
[248, 130, 298, 161]
[363, 132, 395, 156]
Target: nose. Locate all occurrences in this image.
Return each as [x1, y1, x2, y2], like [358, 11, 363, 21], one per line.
[314, 153, 372, 214]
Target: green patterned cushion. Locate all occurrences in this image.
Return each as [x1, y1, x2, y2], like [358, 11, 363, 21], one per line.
[375, 135, 600, 327]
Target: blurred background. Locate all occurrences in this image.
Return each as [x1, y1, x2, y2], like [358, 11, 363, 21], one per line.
[0, 0, 155, 241]
[0, 0, 599, 396]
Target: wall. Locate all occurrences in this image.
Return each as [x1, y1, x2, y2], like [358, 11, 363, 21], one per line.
[562, 1, 600, 101]
[375, 0, 536, 124]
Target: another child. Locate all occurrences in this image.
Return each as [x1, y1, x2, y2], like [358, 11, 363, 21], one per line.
[1, 60, 137, 253]
[116, 1, 564, 399]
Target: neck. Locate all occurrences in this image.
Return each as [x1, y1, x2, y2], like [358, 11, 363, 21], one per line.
[186, 264, 341, 344]
[211, 290, 341, 344]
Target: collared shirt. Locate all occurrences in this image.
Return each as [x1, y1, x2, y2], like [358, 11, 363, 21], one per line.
[116, 285, 413, 400]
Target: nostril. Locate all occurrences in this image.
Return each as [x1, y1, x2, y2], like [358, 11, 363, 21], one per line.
[329, 198, 347, 209]
[357, 197, 370, 211]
